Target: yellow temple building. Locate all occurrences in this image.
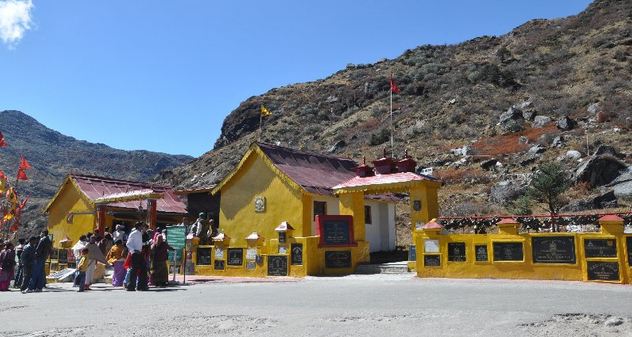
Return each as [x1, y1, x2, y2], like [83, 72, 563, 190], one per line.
[192, 142, 440, 277]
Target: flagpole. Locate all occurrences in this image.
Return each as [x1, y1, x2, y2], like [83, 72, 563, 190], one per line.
[259, 114, 263, 142]
[390, 85, 394, 157]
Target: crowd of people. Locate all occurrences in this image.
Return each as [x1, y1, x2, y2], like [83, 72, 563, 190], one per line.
[0, 221, 176, 293]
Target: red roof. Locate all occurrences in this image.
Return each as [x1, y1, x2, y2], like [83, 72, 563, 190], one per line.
[598, 214, 624, 223]
[333, 171, 435, 190]
[71, 174, 187, 214]
[496, 218, 518, 225]
[422, 220, 443, 230]
[258, 143, 358, 195]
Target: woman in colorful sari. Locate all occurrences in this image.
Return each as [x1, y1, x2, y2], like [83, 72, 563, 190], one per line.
[0, 242, 16, 291]
[106, 240, 126, 287]
[150, 235, 173, 287]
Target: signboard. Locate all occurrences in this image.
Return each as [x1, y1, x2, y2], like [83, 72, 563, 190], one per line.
[423, 254, 441, 267]
[408, 245, 416, 261]
[246, 248, 257, 260]
[215, 247, 224, 259]
[214, 259, 225, 270]
[325, 251, 352, 268]
[196, 247, 211, 265]
[584, 239, 617, 258]
[278, 232, 287, 244]
[291, 243, 303, 265]
[475, 245, 488, 262]
[447, 242, 466, 262]
[267, 255, 288, 276]
[227, 248, 243, 266]
[587, 261, 620, 281]
[493, 242, 523, 261]
[532, 236, 576, 264]
[424, 240, 440, 253]
[627, 237, 632, 267]
[166, 226, 186, 263]
[317, 215, 354, 246]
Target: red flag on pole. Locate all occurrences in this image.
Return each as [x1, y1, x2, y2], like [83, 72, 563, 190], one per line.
[389, 75, 400, 94]
[17, 168, 28, 181]
[0, 132, 6, 148]
[19, 156, 32, 170]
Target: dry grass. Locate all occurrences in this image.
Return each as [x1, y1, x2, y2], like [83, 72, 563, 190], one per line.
[472, 125, 559, 156]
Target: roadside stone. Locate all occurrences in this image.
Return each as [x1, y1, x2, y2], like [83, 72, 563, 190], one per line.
[604, 317, 624, 327]
[556, 116, 576, 130]
[533, 115, 552, 128]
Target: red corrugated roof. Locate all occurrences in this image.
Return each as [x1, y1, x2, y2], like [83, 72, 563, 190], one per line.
[598, 214, 624, 222]
[71, 174, 187, 214]
[258, 143, 358, 195]
[333, 171, 435, 190]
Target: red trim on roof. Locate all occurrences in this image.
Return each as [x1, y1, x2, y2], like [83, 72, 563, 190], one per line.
[333, 172, 435, 190]
[598, 214, 624, 222]
[71, 174, 187, 214]
[497, 218, 518, 225]
[422, 221, 443, 230]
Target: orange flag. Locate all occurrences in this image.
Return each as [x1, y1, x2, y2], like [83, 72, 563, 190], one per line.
[389, 75, 400, 94]
[19, 156, 32, 170]
[0, 132, 6, 147]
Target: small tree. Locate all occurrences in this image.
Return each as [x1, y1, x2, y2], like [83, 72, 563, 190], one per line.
[527, 162, 571, 231]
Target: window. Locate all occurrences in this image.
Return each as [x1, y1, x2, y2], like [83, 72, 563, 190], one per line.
[364, 205, 372, 224]
[314, 201, 327, 220]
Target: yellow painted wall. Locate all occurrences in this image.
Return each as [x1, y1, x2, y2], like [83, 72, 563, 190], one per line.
[47, 180, 95, 249]
[219, 152, 305, 246]
[416, 221, 631, 284]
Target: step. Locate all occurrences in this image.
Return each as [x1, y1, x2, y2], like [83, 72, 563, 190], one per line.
[355, 261, 410, 274]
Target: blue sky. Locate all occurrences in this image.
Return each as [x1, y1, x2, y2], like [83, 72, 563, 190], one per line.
[0, 0, 593, 156]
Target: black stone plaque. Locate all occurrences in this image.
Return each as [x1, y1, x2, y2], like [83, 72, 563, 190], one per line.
[447, 242, 466, 262]
[532, 236, 576, 264]
[584, 239, 617, 258]
[408, 244, 416, 262]
[475, 245, 488, 262]
[278, 232, 287, 244]
[325, 251, 352, 268]
[197, 247, 211, 265]
[423, 254, 441, 267]
[587, 261, 620, 281]
[268, 255, 288, 276]
[493, 242, 524, 261]
[322, 220, 351, 245]
[291, 243, 303, 265]
[227, 248, 243, 266]
[214, 259, 225, 270]
[627, 237, 632, 267]
[58, 249, 68, 264]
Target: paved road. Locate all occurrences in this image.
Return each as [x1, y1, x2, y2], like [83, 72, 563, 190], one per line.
[1, 274, 631, 337]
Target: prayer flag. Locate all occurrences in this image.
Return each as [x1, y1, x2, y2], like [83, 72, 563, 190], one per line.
[260, 105, 272, 117]
[0, 132, 6, 147]
[389, 76, 400, 94]
[19, 156, 32, 170]
[17, 168, 28, 181]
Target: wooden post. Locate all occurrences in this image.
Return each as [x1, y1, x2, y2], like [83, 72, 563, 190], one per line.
[96, 205, 106, 235]
[148, 199, 158, 230]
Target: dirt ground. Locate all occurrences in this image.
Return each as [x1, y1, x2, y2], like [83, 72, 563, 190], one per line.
[1, 275, 631, 337]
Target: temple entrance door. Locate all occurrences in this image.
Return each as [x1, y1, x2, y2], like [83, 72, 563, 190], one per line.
[365, 201, 395, 253]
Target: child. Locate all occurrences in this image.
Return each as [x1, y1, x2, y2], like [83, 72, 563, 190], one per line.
[75, 248, 89, 292]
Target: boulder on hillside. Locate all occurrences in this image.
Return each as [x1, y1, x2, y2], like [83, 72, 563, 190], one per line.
[594, 144, 625, 159]
[328, 140, 346, 153]
[498, 107, 525, 133]
[480, 158, 498, 171]
[556, 116, 576, 130]
[561, 191, 618, 212]
[551, 136, 564, 147]
[608, 169, 632, 199]
[574, 155, 627, 187]
[489, 180, 527, 204]
[587, 102, 601, 115]
[533, 115, 552, 128]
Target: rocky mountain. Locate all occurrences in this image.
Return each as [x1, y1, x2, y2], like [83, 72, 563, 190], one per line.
[0, 110, 192, 235]
[165, 0, 632, 226]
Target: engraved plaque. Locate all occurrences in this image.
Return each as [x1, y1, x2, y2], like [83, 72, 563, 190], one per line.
[447, 242, 466, 262]
[475, 245, 488, 262]
[196, 247, 211, 265]
[423, 254, 441, 267]
[324, 251, 352, 268]
[587, 261, 619, 281]
[267, 255, 288, 276]
[493, 242, 523, 261]
[227, 248, 243, 266]
[424, 239, 440, 253]
[532, 236, 576, 264]
[291, 243, 303, 265]
[584, 239, 617, 258]
[214, 259, 225, 270]
[627, 237, 632, 267]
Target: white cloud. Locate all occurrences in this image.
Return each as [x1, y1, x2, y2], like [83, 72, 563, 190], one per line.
[0, 0, 34, 48]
